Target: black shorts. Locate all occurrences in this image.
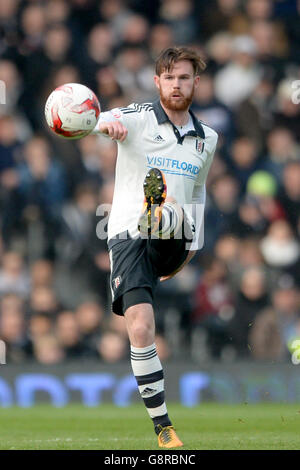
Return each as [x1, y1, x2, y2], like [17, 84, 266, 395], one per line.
[108, 222, 193, 316]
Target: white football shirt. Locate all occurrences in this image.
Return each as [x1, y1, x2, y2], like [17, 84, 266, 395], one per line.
[94, 100, 218, 250]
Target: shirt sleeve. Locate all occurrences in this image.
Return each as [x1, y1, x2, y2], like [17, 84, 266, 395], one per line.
[186, 130, 218, 251]
[92, 104, 143, 140]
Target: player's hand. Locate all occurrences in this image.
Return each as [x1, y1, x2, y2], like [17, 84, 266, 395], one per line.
[98, 121, 128, 142]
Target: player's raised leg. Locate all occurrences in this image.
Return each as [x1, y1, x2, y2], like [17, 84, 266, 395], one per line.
[124, 301, 183, 448]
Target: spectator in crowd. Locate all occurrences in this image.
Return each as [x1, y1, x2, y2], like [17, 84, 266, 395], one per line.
[231, 194, 268, 239]
[33, 334, 65, 364]
[191, 255, 234, 358]
[0, 301, 30, 363]
[28, 312, 53, 341]
[249, 274, 300, 361]
[205, 32, 234, 72]
[262, 127, 300, 183]
[120, 14, 150, 45]
[250, 20, 288, 82]
[94, 66, 123, 111]
[226, 136, 260, 192]
[191, 72, 235, 149]
[199, 0, 244, 41]
[260, 218, 300, 270]
[278, 161, 300, 228]
[228, 266, 270, 357]
[244, 0, 274, 22]
[58, 183, 99, 264]
[78, 23, 116, 89]
[214, 233, 241, 274]
[214, 35, 262, 109]
[97, 330, 128, 363]
[30, 259, 54, 290]
[23, 23, 75, 130]
[19, 3, 47, 56]
[0, 251, 30, 298]
[148, 24, 175, 60]
[15, 136, 66, 257]
[97, 0, 133, 42]
[0, 114, 21, 172]
[28, 285, 60, 317]
[283, 0, 300, 63]
[97, 138, 118, 181]
[44, 0, 71, 27]
[235, 75, 275, 152]
[0, 115, 23, 244]
[0, 60, 32, 139]
[75, 301, 104, 355]
[246, 170, 285, 224]
[18, 136, 66, 214]
[158, 0, 198, 45]
[87, 180, 114, 307]
[68, 134, 103, 195]
[205, 173, 240, 249]
[114, 44, 155, 102]
[55, 310, 91, 359]
[0, 0, 19, 52]
[237, 237, 265, 271]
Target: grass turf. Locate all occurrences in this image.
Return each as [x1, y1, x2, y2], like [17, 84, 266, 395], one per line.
[0, 403, 299, 450]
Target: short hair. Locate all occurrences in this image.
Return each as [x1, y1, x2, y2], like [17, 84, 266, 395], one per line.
[155, 46, 206, 76]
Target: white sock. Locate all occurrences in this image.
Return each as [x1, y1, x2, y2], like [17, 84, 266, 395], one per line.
[130, 343, 172, 431]
[159, 202, 183, 239]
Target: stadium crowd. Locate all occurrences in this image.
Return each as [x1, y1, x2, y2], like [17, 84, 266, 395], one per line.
[0, 0, 300, 365]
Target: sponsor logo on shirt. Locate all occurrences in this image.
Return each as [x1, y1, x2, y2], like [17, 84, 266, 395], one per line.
[147, 155, 200, 177]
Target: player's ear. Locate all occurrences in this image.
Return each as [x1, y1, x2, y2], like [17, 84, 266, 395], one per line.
[154, 75, 160, 90]
[194, 75, 201, 88]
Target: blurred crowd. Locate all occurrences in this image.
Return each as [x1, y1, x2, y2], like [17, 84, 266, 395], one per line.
[0, 0, 300, 365]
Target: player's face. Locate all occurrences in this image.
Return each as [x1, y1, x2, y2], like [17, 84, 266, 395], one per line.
[154, 60, 200, 111]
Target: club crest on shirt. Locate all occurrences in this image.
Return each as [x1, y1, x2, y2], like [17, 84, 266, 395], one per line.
[111, 108, 122, 119]
[196, 139, 205, 153]
[113, 275, 122, 290]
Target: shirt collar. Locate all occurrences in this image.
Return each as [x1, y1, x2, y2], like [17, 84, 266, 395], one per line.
[152, 99, 205, 139]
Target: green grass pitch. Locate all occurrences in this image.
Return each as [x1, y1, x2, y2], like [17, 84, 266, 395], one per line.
[0, 403, 299, 450]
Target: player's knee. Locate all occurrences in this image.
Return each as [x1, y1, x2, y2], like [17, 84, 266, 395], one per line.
[130, 322, 153, 347]
[125, 303, 155, 347]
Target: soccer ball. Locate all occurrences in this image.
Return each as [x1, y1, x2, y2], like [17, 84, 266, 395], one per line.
[44, 83, 101, 139]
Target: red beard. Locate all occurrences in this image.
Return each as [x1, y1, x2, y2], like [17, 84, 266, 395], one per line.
[159, 86, 194, 111]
